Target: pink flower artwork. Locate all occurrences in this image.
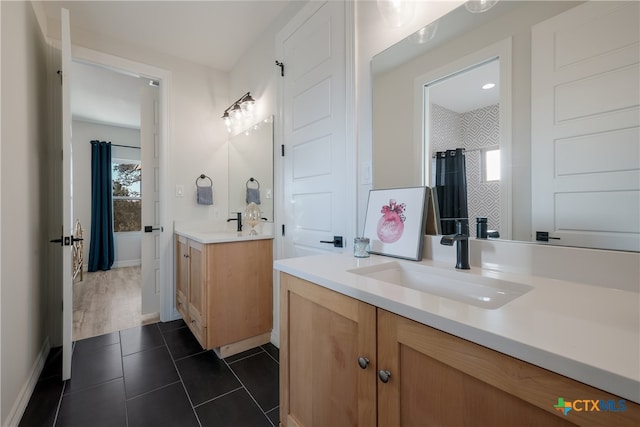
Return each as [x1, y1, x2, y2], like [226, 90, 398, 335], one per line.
[377, 199, 406, 243]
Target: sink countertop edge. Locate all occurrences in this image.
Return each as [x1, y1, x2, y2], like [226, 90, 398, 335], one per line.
[175, 229, 274, 244]
[274, 252, 640, 404]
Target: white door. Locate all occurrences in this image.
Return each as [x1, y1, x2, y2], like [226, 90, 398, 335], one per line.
[278, 0, 350, 258]
[141, 85, 160, 314]
[531, 1, 639, 251]
[60, 8, 74, 380]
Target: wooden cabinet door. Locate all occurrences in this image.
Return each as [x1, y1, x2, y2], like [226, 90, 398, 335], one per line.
[175, 236, 189, 321]
[280, 273, 376, 427]
[207, 239, 273, 348]
[377, 309, 640, 427]
[187, 240, 207, 346]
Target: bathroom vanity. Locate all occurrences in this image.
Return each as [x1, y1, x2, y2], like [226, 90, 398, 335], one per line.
[275, 253, 640, 427]
[175, 229, 273, 357]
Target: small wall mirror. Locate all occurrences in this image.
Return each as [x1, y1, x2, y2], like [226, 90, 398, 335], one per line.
[228, 116, 274, 221]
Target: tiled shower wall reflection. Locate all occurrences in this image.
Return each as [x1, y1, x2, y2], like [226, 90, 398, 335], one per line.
[431, 103, 501, 236]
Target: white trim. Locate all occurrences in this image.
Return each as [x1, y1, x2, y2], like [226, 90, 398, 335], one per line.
[112, 259, 142, 269]
[344, 0, 357, 245]
[69, 45, 176, 322]
[3, 338, 51, 427]
[414, 37, 513, 239]
[0, 1, 3, 415]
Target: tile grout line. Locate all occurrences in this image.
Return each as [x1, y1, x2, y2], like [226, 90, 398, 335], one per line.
[124, 380, 182, 402]
[260, 344, 280, 366]
[51, 375, 68, 427]
[51, 340, 75, 426]
[119, 330, 130, 427]
[226, 349, 266, 365]
[223, 352, 277, 427]
[191, 386, 245, 409]
[158, 325, 204, 427]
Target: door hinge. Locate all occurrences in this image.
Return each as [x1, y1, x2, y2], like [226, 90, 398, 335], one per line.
[57, 70, 62, 85]
[275, 60, 284, 77]
[281, 144, 285, 157]
[282, 224, 286, 236]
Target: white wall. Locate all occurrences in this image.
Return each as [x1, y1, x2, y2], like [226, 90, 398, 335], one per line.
[72, 120, 142, 267]
[0, 1, 50, 425]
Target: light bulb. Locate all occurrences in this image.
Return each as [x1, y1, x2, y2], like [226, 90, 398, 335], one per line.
[230, 104, 243, 121]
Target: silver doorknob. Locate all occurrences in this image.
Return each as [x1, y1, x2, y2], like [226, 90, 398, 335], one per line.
[378, 370, 391, 383]
[358, 357, 370, 369]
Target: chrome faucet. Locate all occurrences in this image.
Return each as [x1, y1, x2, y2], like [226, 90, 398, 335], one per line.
[440, 219, 470, 270]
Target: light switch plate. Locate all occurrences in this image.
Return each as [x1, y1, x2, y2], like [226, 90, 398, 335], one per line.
[175, 184, 184, 197]
[360, 162, 372, 185]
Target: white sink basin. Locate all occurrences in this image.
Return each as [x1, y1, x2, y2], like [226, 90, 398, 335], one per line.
[348, 262, 532, 309]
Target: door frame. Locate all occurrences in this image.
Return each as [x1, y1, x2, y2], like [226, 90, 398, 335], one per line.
[71, 45, 176, 322]
[414, 37, 513, 240]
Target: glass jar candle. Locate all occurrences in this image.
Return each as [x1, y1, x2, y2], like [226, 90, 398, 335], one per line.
[353, 237, 370, 258]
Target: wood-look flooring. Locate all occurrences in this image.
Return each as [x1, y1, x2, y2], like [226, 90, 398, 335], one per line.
[73, 266, 159, 341]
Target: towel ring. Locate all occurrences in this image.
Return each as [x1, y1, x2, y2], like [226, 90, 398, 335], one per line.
[246, 177, 260, 189]
[196, 174, 213, 187]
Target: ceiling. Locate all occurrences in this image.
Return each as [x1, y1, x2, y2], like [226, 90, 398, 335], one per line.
[71, 61, 151, 129]
[429, 59, 499, 113]
[40, 1, 293, 128]
[41, 1, 291, 71]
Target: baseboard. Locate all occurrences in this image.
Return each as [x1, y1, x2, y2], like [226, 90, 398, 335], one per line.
[112, 259, 141, 268]
[4, 337, 50, 427]
[213, 332, 272, 359]
[270, 329, 280, 348]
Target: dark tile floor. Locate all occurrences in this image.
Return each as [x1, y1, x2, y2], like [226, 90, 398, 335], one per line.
[19, 320, 280, 427]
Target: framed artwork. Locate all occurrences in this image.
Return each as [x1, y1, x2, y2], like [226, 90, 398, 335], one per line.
[362, 187, 429, 261]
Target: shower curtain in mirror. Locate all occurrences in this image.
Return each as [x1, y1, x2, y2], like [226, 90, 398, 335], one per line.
[88, 140, 115, 272]
[435, 148, 469, 235]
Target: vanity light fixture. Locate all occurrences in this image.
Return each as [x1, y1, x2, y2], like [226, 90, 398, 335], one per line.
[222, 92, 256, 132]
[465, 0, 499, 14]
[377, 0, 416, 28]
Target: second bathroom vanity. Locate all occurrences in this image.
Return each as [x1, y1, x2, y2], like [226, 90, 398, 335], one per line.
[175, 228, 273, 358]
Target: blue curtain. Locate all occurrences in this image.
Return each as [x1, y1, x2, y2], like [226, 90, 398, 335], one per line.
[88, 140, 114, 272]
[435, 148, 469, 235]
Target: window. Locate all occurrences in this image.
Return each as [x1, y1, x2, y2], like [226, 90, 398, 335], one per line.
[483, 148, 500, 182]
[112, 160, 141, 232]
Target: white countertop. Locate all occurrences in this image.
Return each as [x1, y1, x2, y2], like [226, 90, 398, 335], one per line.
[174, 224, 274, 244]
[274, 252, 640, 403]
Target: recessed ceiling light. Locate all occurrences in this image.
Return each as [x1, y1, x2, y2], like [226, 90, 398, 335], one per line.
[482, 83, 496, 90]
